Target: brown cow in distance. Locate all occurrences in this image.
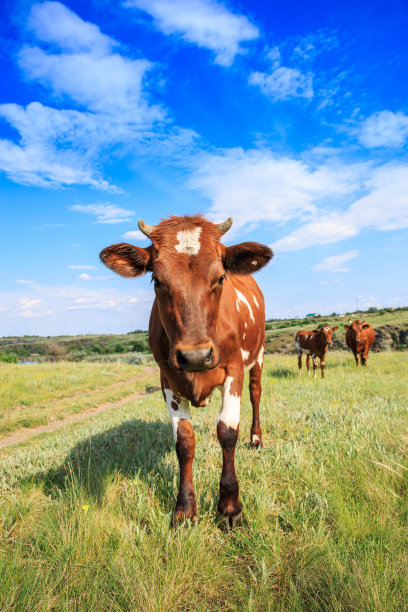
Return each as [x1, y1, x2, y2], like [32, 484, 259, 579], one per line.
[100, 215, 273, 529]
[345, 319, 375, 366]
[295, 326, 338, 378]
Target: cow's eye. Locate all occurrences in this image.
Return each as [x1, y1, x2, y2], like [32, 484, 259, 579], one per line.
[218, 274, 226, 286]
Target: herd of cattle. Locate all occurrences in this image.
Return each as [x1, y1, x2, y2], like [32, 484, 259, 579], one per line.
[295, 318, 375, 378]
[100, 214, 375, 529]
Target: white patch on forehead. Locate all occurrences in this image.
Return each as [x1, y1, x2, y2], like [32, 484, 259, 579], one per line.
[257, 346, 264, 368]
[218, 376, 240, 429]
[243, 333, 246, 340]
[174, 227, 202, 255]
[163, 387, 191, 442]
[244, 322, 247, 329]
[241, 348, 250, 362]
[253, 295, 259, 308]
[323, 326, 329, 331]
[235, 289, 255, 323]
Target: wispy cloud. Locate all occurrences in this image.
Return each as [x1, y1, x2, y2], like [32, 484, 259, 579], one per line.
[249, 46, 313, 101]
[358, 110, 408, 148]
[123, 230, 149, 241]
[124, 0, 259, 66]
[272, 163, 408, 252]
[313, 250, 359, 272]
[70, 203, 136, 224]
[0, 2, 165, 189]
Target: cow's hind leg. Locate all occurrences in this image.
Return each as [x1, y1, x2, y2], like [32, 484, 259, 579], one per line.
[298, 353, 302, 376]
[249, 361, 263, 448]
[163, 381, 196, 523]
[217, 373, 243, 530]
[306, 354, 311, 376]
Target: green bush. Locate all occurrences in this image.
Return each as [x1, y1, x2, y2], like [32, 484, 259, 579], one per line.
[0, 353, 18, 363]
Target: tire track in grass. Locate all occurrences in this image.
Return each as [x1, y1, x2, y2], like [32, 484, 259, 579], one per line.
[0, 371, 161, 450]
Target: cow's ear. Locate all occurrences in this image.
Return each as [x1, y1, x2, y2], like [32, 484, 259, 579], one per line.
[222, 242, 273, 274]
[332, 326, 338, 332]
[344, 325, 350, 330]
[362, 323, 370, 329]
[100, 243, 153, 278]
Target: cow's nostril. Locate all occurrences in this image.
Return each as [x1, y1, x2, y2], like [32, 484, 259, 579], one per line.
[205, 347, 214, 364]
[176, 350, 188, 368]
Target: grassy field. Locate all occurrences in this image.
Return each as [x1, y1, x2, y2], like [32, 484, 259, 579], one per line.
[1, 352, 408, 610]
[0, 362, 159, 436]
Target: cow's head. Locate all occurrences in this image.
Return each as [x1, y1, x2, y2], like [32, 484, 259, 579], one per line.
[344, 319, 370, 344]
[316, 325, 338, 347]
[100, 215, 273, 372]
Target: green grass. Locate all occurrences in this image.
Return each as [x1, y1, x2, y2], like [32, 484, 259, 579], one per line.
[0, 362, 159, 435]
[1, 352, 407, 610]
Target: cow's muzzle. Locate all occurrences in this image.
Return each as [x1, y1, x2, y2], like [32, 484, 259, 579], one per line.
[174, 343, 218, 372]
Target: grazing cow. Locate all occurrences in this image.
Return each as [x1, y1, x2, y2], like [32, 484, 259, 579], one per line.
[344, 319, 375, 366]
[295, 326, 338, 378]
[100, 215, 272, 529]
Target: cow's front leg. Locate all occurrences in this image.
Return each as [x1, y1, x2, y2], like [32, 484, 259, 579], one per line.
[312, 355, 318, 379]
[320, 353, 326, 378]
[306, 354, 311, 376]
[217, 374, 243, 530]
[163, 386, 196, 522]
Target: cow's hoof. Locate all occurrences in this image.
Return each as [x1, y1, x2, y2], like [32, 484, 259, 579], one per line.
[219, 511, 242, 532]
[250, 432, 263, 448]
[173, 503, 197, 526]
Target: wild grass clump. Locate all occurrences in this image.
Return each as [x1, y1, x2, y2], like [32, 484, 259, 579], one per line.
[0, 352, 407, 610]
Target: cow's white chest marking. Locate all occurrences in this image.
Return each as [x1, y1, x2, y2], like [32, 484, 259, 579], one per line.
[175, 228, 202, 255]
[218, 376, 240, 429]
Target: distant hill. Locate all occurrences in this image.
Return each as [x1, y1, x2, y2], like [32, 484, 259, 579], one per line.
[265, 306, 408, 354]
[1, 307, 407, 361]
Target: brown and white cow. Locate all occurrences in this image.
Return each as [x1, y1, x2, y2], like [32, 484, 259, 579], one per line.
[295, 326, 338, 378]
[100, 215, 272, 529]
[344, 319, 375, 366]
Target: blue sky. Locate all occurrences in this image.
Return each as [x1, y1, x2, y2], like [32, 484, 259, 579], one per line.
[1, 0, 408, 335]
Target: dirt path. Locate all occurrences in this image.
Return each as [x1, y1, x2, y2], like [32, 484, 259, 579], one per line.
[0, 368, 160, 450]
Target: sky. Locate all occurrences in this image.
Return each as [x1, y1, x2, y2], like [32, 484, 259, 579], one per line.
[1, 0, 408, 336]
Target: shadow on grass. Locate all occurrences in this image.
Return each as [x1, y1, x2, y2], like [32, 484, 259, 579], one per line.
[35, 419, 174, 504]
[267, 367, 296, 379]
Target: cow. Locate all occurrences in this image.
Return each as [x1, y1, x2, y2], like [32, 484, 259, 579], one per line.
[344, 319, 375, 366]
[295, 326, 338, 378]
[100, 215, 273, 529]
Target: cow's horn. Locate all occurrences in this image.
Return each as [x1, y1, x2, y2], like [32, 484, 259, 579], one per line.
[138, 220, 156, 237]
[362, 316, 366, 322]
[348, 319, 353, 324]
[218, 217, 233, 235]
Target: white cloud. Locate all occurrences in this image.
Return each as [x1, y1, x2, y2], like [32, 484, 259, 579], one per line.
[249, 66, 313, 101]
[359, 110, 408, 148]
[191, 147, 364, 232]
[124, 0, 259, 66]
[15, 279, 35, 284]
[70, 203, 136, 224]
[68, 265, 97, 270]
[18, 309, 54, 318]
[28, 1, 114, 54]
[0, 282, 155, 335]
[272, 162, 408, 252]
[249, 46, 313, 101]
[123, 230, 149, 241]
[77, 273, 91, 281]
[16, 298, 43, 310]
[313, 250, 359, 272]
[0, 2, 166, 189]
